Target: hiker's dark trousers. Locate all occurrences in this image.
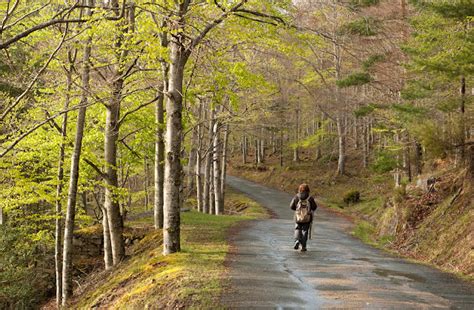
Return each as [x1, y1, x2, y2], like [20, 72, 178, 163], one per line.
[294, 222, 311, 248]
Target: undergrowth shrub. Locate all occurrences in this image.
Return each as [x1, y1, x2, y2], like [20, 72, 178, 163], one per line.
[0, 226, 53, 309]
[371, 150, 397, 173]
[343, 190, 361, 205]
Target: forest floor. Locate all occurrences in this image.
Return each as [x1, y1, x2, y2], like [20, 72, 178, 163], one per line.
[42, 190, 269, 309]
[228, 152, 473, 280]
[222, 175, 474, 308]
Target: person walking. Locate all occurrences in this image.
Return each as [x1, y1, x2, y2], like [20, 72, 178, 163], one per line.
[290, 183, 317, 252]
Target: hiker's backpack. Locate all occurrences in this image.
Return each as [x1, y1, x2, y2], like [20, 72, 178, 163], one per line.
[295, 199, 312, 223]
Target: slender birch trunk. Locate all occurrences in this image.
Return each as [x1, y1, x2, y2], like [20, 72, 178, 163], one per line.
[54, 62, 73, 307]
[187, 127, 198, 195]
[203, 107, 215, 214]
[154, 87, 165, 228]
[102, 205, 112, 269]
[336, 116, 346, 175]
[220, 124, 229, 201]
[196, 103, 203, 212]
[213, 121, 223, 215]
[62, 2, 93, 304]
[154, 25, 168, 229]
[144, 158, 149, 210]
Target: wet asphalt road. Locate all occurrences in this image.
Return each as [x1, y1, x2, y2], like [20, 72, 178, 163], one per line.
[222, 176, 474, 309]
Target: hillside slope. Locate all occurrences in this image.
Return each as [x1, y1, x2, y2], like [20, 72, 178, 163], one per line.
[229, 156, 473, 280]
[41, 192, 268, 309]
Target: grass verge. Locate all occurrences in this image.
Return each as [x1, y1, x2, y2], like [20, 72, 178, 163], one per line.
[70, 191, 269, 309]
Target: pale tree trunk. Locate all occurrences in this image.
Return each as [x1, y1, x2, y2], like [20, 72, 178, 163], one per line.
[242, 135, 247, 164]
[293, 108, 300, 162]
[403, 133, 412, 182]
[195, 103, 203, 212]
[220, 124, 229, 202]
[54, 61, 73, 307]
[254, 139, 260, 165]
[354, 117, 359, 150]
[104, 87, 125, 265]
[154, 87, 165, 228]
[204, 107, 215, 214]
[315, 118, 322, 160]
[336, 116, 346, 175]
[101, 205, 112, 269]
[363, 118, 369, 168]
[162, 34, 187, 254]
[209, 166, 215, 215]
[187, 127, 198, 195]
[213, 121, 224, 215]
[334, 37, 345, 176]
[144, 158, 149, 210]
[0, 208, 3, 225]
[394, 133, 402, 188]
[154, 16, 168, 229]
[62, 2, 92, 304]
[161, 0, 240, 254]
[103, 0, 133, 266]
[280, 129, 284, 167]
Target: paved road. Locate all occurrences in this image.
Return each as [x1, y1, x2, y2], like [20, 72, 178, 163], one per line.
[222, 176, 474, 309]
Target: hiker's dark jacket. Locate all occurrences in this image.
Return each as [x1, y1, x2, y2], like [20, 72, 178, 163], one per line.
[290, 192, 318, 219]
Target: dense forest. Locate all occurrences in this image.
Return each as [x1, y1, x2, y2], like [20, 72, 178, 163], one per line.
[0, 0, 472, 308]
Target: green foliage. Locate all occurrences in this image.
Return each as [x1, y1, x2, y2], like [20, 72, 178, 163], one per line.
[354, 104, 376, 117]
[343, 190, 361, 205]
[0, 226, 53, 308]
[371, 150, 397, 174]
[400, 80, 433, 100]
[409, 0, 474, 20]
[337, 72, 372, 88]
[411, 120, 449, 158]
[362, 54, 385, 71]
[340, 17, 379, 36]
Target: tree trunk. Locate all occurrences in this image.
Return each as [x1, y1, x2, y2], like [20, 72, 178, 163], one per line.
[54, 65, 72, 307]
[101, 205, 113, 269]
[293, 108, 300, 162]
[104, 83, 125, 265]
[457, 75, 466, 164]
[203, 107, 214, 214]
[220, 124, 229, 202]
[242, 135, 247, 164]
[162, 39, 186, 255]
[363, 118, 369, 168]
[154, 17, 168, 229]
[154, 87, 165, 229]
[414, 140, 423, 176]
[144, 158, 149, 211]
[209, 166, 215, 215]
[354, 117, 359, 150]
[394, 133, 402, 188]
[336, 116, 346, 175]
[187, 124, 198, 196]
[196, 103, 203, 212]
[280, 129, 284, 167]
[403, 133, 412, 182]
[62, 2, 92, 303]
[213, 121, 224, 215]
[0, 208, 3, 225]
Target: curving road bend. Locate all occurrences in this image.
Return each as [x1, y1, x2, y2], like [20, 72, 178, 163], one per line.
[222, 176, 474, 309]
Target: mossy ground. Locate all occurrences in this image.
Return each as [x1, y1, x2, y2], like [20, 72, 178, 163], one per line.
[68, 191, 269, 309]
